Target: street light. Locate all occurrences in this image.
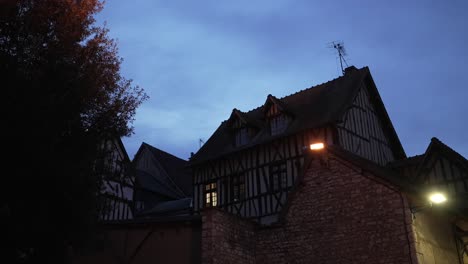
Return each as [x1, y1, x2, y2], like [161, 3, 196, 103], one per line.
[428, 192, 447, 204]
[410, 192, 447, 215]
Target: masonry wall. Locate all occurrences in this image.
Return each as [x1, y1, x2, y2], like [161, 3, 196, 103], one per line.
[202, 152, 417, 264]
[255, 155, 416, 263]
[202, 208, 256, 264]
[411, 208, 465, 264]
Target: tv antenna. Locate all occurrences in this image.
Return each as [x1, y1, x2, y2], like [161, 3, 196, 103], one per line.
[199, 138, 205, 149]
[328, 41, 349, 75]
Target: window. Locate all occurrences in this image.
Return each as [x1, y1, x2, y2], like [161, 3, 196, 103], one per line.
[135, 201, 145, 212]
[270, 162, 287, 191]
[270, 114, 289, 135]
[205, 182, 217, 207]
[231, 175, 246, 202]
[235, 127, 249, 146]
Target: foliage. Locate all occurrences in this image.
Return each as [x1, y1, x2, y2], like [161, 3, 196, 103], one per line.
[0, 0, 147, 262]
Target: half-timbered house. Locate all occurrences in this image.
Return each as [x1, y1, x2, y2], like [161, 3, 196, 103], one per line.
[390, 137, 468, 263]
[76, 66, 466, 264]
[95, 137, 134, 221]
[189, 65, 467, 263]
[391, 137, 468, 210]
[190, 66, 407, 224]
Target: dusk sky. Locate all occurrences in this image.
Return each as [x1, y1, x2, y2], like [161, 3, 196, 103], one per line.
[96, 0, 468, 161]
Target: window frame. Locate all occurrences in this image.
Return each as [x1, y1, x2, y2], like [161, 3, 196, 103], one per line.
[204, 182, 218, 207]
[235, 127, 249, 146]
[269, 161, 287, 192]
[270, 114, 289, 136]
[231, 174, 246, 202]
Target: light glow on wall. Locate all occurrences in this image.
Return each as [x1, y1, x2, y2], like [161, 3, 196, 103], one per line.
[429, 193, 447, 204]
[310, 143, 325, 150]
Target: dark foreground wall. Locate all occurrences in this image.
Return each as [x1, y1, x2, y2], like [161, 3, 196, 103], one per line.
[72, 217, 201, 264]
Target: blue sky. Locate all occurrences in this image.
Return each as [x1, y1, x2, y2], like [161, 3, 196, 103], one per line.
[96, 0, 468, 160]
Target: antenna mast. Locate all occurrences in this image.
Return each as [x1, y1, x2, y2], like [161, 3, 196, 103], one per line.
[199, 138, 205, 149]
[329, 41, 349, 75]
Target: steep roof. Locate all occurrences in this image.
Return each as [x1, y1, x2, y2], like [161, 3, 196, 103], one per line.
[190, 66, 405, 164]
[389, 137, 468, 177]
[422, 137, 468, 170]
[134, 143, 192, 197]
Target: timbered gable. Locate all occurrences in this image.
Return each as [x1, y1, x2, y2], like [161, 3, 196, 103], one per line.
[337, 82, 397, 165]
[334, 66, 406, 166]
[96, 137, 134, 221]
[389, 137, 467, 213]
[416, 138, 468, 198]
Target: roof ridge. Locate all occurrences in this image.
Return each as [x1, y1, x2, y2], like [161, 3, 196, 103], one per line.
[246, 74, 346, 114]
[277, 74, 344, 101]
[144, 143, 188, 162]
[219, 72, 348, 122]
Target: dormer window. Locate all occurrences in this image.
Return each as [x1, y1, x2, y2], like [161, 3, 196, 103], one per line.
[229, 109, 257, 147]
[235, 127, 249, 146]
[265, 100, 291, 136]
[270, 114, 289, 135]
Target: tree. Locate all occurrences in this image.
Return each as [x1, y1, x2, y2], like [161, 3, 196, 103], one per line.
[0, 0, 147, 262]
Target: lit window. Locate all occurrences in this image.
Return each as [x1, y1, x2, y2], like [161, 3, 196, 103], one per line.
[205, 182, 217, 207]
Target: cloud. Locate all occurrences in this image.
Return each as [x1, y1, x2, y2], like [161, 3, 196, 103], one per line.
[98, 0, 468, 159]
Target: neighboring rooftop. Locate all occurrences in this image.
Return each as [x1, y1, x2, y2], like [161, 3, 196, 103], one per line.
[134, 142, 193, 198]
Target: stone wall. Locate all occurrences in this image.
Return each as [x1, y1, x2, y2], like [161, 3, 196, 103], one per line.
[411, 209, 464, 264]
[202, 208, 256, 264]
[202, 152, 417, 263]
[255, 155, 415, 263]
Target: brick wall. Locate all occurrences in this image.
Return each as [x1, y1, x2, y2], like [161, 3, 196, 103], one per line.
[202, 208, 256, 264]
[202, 152, 417, 264]
[256, 155, 415, 263]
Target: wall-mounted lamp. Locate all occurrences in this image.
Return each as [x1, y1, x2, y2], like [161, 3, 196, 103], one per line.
[302, 142, 329, 167]
[310, 142, 325, 150]
[410, 192, 447, 215]
[428, 193, 447, 204]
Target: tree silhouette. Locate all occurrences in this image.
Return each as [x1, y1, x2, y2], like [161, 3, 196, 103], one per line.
[0, 0, 147, 262]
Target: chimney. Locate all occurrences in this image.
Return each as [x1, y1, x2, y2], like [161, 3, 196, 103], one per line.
[344, 66, 358, 75]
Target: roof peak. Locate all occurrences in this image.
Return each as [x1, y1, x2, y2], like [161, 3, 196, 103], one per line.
[344, 65, 359, 75]
[143, 142, 188, 162]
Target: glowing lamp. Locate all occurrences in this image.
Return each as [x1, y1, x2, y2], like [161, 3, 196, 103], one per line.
[429, 193, 447, 204]
[411, 191, 447, 215]
[310, 143, 324, 150]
